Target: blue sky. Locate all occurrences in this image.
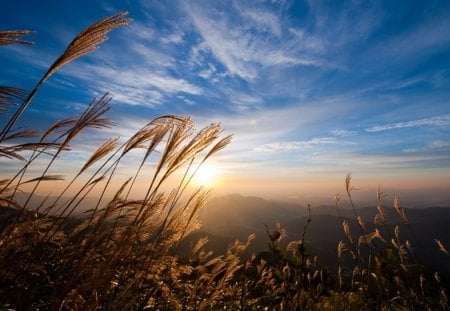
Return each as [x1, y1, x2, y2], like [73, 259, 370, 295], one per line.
[2, 0, 450, 202]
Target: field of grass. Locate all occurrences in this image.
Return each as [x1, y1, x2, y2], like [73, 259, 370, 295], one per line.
[1, 13, 449, 310]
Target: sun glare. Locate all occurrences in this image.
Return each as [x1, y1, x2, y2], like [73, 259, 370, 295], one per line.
[194, 163, 220, 187]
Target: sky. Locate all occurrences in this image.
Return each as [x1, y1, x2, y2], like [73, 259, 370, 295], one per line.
[1, 0, 450, 205]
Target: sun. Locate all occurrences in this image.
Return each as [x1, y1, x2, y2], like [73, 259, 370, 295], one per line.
[194, 163, 220, 187]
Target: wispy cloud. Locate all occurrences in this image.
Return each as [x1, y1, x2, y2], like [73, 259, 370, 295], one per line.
[129, 42, 175, 68]
[227, 91, 263, 111]
[404, 140, 450, 153]
[235, 3, 282, 36]
[305, 0, 383, 49]
[161, 31, 184, 44]
[183, 2, 322, 80]
[63, 64, 202, 107]
[332, 129, 356, 137]
[380, 11, 450, 58]
[254, 137, 336, 152]
[366, 115, 450, 132]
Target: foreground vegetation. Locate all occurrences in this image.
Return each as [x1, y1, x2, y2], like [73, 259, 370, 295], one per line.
[1, 13, 448, 310]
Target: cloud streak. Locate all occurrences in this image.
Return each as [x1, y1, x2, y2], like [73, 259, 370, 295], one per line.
[62, 63, 202, 107]
[366, 115, 450, 132]
[254, 137, 336, 152]
[404, 140, 450, 153]
[184, 2, 322, 80]
[332, 129, 356, 137]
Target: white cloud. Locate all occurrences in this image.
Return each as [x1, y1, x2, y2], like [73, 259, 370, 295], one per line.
[198, 63, 217, 79]
[380, 12, 450, 58]
[227, 91, 263, 111]
[254, 137, 336, 152]
[125, 22, 155, 41]
[332, 129, 356, 137]
[184, 2, 321, 80]
[404, 140, 450, 153]
[161, 31, 185, 44]
[129, 42, 174, 67]
[63, 64, 202, 107]
[306, 0, 383, 48]
[139, 71, 202, 95]
[366, 115, 450, 132]
[288, 27, 325, 53]
[192, 93, 358, 150]
[188, 41, 209, 67]
[428, 140, 450, 149]
[311, 152, 450, 171]
[236, 5, 282, 36]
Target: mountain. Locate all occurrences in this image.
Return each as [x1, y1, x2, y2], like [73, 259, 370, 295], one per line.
[197, 194, 308, 234]
[181, 194, 450, 277]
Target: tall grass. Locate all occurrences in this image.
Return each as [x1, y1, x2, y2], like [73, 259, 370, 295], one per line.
[1, 12, 448, 311]
[0, 12, 233, 310]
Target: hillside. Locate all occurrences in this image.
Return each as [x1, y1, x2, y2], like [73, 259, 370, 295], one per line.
[182, 194, 450, 276]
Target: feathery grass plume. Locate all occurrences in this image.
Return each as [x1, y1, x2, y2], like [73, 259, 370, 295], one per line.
[393, 195, 408, 223]
[343, 221, 353, 244]
[200, 133, 233, 163]
[357, 229, 386, 248]
[0, 198, 22, 211]
[60, 93, 114, 149]
[49, 116, 174, 240]
[192, 237, 209, 256]
[79, 137, 119, 174]
[121, 122, 171, 202]
[168, 188, 211, 261]
[20, 175, 64, 184]
[2, 129, 39, 141]
[121, 116, 179, 155]
[391, 238, 400, 250]
[0, 179, 10, 190]
[394, 225, 400, 240]
[45, 12, 131, 78]
[90, 178, 132, 232]
[337, 241, 349, 259]
[0, 87, 28, 114]
[131, 120, 206, 240]
[286, 240, 302, 255]
[0, 13, 131, 142]
[357, 216, 365, 231]
[146, 116, 193, 196]
[0, 117, 80, 214]
[345, 173, 358, 195]
[0, 142, 62, 160]
[39, 114, 120, 221]
[41, 117, 79, 141]
[1, 117, 78, 194]
[375, 185, 388, 224]
[344, 175, 373, 261]
[333, 193, 341, 206]
[112, 118, 176, 215]
[23, 94, 113, 207]
[161, 132, 232, 220]
[1, 95, 115, 244]
[435, 239, 450, 256]
[373, 213, 384, 225]
[0, 30, 34, 46]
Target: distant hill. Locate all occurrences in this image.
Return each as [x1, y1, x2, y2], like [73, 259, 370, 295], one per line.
[181, 194, 450, 277]
[197, 194, 308, 234]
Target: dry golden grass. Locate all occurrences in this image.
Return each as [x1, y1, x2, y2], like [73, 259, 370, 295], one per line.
[0, 30, 34, 46]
